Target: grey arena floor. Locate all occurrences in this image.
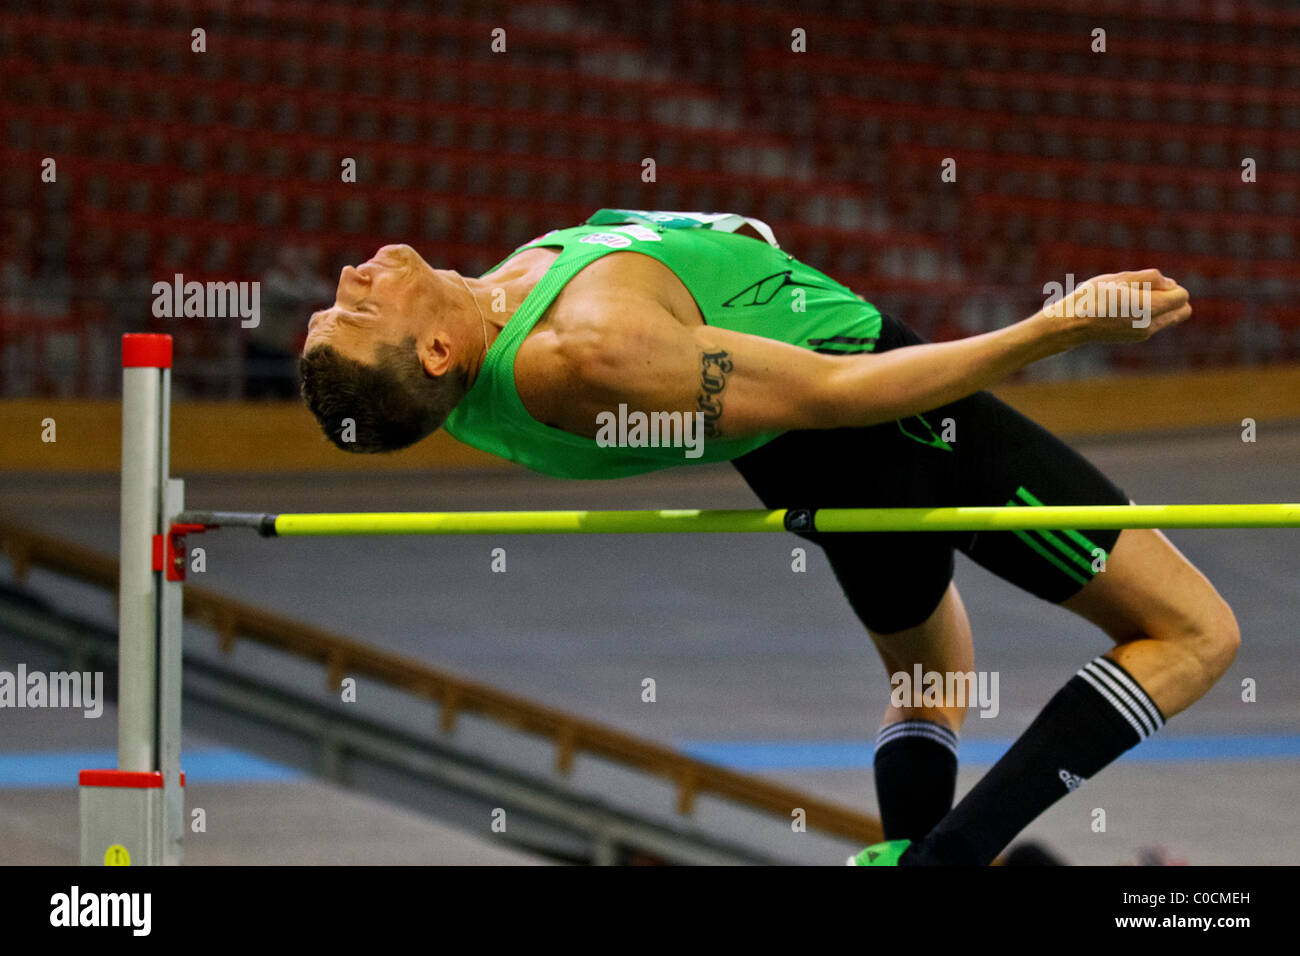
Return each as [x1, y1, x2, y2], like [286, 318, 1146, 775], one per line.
[1, 423, 1297, 865]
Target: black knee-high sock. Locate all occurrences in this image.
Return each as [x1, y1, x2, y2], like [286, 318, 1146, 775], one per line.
[903, 656, 1165, 865]
[873, 719, 959, 842]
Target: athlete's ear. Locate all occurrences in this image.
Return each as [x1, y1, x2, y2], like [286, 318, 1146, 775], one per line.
[420, 332, 455, 378]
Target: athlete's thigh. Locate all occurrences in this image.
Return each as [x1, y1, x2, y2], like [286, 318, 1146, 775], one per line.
[1062, 528, 1232, 643]
[951, 390, 1127, 605]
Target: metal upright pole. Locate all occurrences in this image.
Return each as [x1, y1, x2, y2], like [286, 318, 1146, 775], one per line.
[117, 335, 168, 773]
[80, 333, 176, 866]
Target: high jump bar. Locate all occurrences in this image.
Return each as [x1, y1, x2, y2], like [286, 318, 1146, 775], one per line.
[176, 503, 1300, 537]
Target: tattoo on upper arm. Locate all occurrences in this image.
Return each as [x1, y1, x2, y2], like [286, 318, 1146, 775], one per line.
[696, 349, 733, 438]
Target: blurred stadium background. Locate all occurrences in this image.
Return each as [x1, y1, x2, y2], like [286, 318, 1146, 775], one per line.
[5, 0, 1300, 398]
[1, 0, 1297, 866]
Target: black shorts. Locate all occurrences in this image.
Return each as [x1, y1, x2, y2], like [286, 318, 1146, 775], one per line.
[731, 313, 1129, 634]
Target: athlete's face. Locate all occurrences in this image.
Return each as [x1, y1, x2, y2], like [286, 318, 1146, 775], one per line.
[305, 244, 430, 362]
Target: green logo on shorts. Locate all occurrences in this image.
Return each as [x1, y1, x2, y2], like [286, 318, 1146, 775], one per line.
[897, 413, 954, 452]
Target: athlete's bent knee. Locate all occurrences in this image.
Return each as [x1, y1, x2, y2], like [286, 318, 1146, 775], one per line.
[1190, 596, 1240, 682]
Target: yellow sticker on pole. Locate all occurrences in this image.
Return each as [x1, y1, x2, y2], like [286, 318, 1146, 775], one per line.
[103, 844, 131, 866]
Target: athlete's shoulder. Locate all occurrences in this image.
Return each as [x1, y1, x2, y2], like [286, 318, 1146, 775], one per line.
[550, 252, 668, 327]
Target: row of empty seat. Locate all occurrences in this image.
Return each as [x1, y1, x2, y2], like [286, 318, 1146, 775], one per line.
[3, 0, 1298, 398]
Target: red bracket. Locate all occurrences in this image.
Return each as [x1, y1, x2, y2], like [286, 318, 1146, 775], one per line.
[155, 523, 207, 581]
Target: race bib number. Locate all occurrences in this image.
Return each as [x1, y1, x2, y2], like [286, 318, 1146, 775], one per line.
[578, 232, 634, 249]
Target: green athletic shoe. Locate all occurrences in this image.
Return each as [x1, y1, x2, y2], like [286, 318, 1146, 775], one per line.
[846, 839, 911, 866]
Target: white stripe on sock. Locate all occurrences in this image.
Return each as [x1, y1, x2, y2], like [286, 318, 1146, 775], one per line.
[1077, 668, 1150, 740]
[1093, 657, 1164, 730]
[875, 719, 959, 756]
[1083, 661, 1158, 738]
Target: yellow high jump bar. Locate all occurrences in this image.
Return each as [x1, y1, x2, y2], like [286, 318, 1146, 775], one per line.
[176, 503, 1300, 537]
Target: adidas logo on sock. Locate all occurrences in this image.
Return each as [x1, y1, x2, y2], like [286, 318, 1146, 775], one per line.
[1058, 768, 1085, 791]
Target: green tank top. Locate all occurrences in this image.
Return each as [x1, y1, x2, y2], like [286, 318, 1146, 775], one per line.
[442, 209, 883, 479]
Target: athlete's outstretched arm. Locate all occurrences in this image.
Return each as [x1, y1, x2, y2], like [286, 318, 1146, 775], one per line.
[557, 270, 1190, 439]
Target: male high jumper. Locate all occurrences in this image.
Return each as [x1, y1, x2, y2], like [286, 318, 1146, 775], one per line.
[299, 211, 1236, 865]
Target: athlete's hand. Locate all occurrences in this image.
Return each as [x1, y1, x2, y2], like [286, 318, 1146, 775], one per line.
[1040, 270, 1191, 345]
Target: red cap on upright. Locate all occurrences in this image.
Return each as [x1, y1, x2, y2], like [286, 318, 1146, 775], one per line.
[78, 769, 186, 788]
[122, 333, 173, 369]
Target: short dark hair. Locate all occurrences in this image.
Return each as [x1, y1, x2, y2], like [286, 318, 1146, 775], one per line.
[299, 336, 465, 453]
